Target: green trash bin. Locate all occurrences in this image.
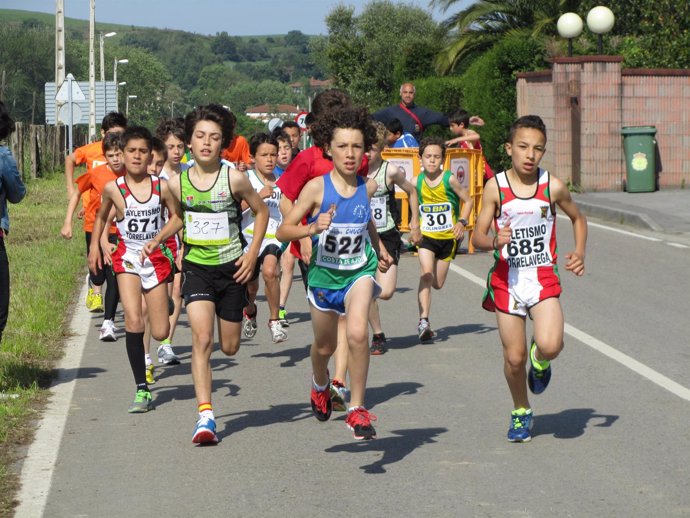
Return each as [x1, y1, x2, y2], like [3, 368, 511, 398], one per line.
[621, 126, 657, 193]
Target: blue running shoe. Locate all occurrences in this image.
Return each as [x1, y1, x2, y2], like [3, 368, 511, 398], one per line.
[528, 341, 551, 394]
[192, 415, 219, 444]
[507, 408, 533, 442]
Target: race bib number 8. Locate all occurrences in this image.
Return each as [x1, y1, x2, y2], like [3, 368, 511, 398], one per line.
[316, 222, 368, 270]
[370, 196, 387, 229]
[420, 203, 453, 233]
[185, 211, 231, 246]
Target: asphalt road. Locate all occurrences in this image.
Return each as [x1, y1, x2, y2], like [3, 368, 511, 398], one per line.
[15, 217, 690, 517]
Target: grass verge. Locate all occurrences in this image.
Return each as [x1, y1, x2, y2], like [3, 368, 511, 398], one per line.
[0, 172, 84, 516]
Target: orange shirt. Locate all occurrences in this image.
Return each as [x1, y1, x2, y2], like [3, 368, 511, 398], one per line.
[221, 135, 251, 165]
[75, 163, 123, 233]
[74, 140, 107, 231]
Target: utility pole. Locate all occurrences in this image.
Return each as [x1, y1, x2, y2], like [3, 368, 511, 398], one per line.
[55, 0, 65, 128]
[88, 0, 97, 139]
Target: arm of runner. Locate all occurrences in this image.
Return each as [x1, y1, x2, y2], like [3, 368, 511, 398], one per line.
[276, 178, 324, 243]
[60, 189, 82, 240]
[231, 170, 269, 284]
[141, 174, 183, 263]
[551, 177, 587, 276]
[471, 177, 507, 251]
[387, 163, 421, 245]
[98, 205, 118, 266]
[64, 152, 77, 200]
[89, 183, 115, 274]
[448, 175, 474, 240]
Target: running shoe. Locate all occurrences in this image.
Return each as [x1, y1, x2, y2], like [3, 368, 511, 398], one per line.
[242, 308, 258, 338]
[507, 408, 533, 442]
[370, 333, 387, 355]
[145, 364, 156, 385]
[99, 319, 117, 342]
[128, 390, 154, 413]
[278, 308, 289, 327]
[418, 319, 433, 342]
[330, 379, 349, 412]
[311, 382, 332, 422]
[345, 407, 378, 440]
[157, 342, 180, 365]
[528, 341, 551, 394]
[268, 320, 287, 343]
[192, 415, 219, 444]
[86, 289, 104, 312]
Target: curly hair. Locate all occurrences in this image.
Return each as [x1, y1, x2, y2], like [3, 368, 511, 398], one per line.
[155, 117, 185, 143]
[184, 104, 235, 149]
[310, 89, 353, 119]
[419, 136, 446, 160]
[310, 107, 376, 154]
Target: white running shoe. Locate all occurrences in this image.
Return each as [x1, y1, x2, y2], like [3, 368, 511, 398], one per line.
[99, 319, 117, 342]
[157, 343, 180, 365]
[268, 320, 287, 343]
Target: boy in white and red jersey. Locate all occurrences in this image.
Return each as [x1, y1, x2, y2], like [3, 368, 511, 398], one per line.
[472, 115, 587, 443]
[89, 126, 173, 414]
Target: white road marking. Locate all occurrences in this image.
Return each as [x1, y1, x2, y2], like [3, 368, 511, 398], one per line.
[449, 262, 690, 402]
[557, 214, 662, 242]
[667, 242, 689, 249]
[14, 283, 91, 518]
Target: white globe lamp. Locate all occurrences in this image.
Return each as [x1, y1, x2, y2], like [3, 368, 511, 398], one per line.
[557, 13, 584, 56]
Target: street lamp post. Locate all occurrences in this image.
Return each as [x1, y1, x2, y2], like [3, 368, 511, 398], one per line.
[100, 31, 116, 117]
[557, 13, 584, 57]
[126, 95, 137, 117]
[586, 6, 615, 54]
[113, 58, 128, 112]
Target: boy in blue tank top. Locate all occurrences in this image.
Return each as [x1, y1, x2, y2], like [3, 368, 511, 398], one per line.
[277, 107, 392, 440]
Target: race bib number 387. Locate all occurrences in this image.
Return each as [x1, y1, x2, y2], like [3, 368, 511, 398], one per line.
[185, 211, 231, 246]
[315, 222, 368, 270]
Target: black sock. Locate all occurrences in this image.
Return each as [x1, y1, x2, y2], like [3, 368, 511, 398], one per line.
[373, 332, 386, 340]
[125, 331, 148, 389]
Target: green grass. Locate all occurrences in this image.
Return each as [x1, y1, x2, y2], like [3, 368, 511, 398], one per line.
[0, 171, 84, 515]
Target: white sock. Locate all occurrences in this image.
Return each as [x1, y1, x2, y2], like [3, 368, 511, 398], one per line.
[312, 377, 328, 392]
[145, 354, 152, 366]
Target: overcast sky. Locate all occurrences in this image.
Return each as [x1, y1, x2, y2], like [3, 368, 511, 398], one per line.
[2, 0, 472, 36]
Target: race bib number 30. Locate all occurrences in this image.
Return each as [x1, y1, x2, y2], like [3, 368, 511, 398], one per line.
[420, 203, 453, 233]
[185, 211, 231, 246]
[316, 222, 367, 270]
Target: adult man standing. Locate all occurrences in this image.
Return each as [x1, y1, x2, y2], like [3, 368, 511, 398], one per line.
[372, 83, 448, 142]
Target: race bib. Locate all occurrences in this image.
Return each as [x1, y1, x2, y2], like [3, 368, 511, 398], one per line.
[504, 223, 553, 268]
[420, 203, 453, 233]
[185, 211, 230, 246]
[370, 196, 387, 229]
[315, 222, 368, 270]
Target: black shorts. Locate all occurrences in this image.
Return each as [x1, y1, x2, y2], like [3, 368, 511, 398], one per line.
[418, 236, 458, 262]
[250, 244, 283, 282]
[378, 228, 402, 266]
[181, 259, 248, 322]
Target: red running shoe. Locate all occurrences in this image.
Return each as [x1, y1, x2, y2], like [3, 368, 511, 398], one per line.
[345, 407, 377, 440]
[311, 382, 332, 422]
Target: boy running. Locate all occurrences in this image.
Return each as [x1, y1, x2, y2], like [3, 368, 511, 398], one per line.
[472, 115, 587, 442]
[88, 126, 173, 413]
[366, 121, 421, 354]
[142, 104, 268, 444]
[240, 133, 287, 343]
[415, 137, 473, 342]
[276, 107, 392, 440]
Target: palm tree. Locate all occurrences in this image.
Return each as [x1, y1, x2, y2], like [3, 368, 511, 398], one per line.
[430, 0, 583, 74]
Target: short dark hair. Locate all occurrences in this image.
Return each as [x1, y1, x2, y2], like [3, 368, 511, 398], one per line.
[184, 104, 235, 149]
[310, 107, 376, 153]
[101, 112, 127, 132]
[271, 128, 291, 145]
[419, 136, 446, 160]
[281, 120, 300, 131]
[155, 118, 185, 143]
[508, 115, 547, 143]
[120, 126, 153, 151]
[449, 109, 470, 128]
[385, 118, 403, 135]
[101, 131, 123, 154]
[311, 89, 353, 119]
[249, 132, 278, 156]
[151, 137, 168, 161]
[0, 101, 16, 141]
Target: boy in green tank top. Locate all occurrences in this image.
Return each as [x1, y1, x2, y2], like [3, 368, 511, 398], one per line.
[142, 105, 269, 444]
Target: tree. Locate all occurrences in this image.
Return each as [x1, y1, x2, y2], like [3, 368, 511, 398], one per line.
[324, 1, 441, 107]
[430, 0, 583, 74]
[285, 31, 309, 53]
[211, 32, 239, 61]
